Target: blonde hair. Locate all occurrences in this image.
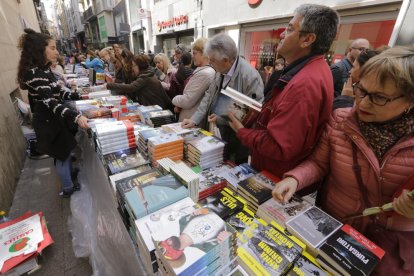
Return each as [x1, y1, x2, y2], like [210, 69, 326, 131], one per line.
[154, 53, 172, 74]
[360, 46, 414, 103]
[192, 38, 208, 55]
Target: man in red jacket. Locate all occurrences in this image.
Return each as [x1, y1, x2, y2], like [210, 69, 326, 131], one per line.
[228, 4, 339, 178]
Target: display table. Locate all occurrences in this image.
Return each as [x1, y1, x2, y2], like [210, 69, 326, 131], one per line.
[69, 132, 146, 275]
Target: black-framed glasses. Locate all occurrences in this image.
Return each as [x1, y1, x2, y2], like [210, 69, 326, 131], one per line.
[352, 82, 404, 106]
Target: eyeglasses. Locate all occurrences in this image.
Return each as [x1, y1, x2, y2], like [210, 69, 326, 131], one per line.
[352, 82, 404, 106]
[351, 47, 367, 51]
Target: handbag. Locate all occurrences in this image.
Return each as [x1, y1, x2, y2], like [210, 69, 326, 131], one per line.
[351, 143, 414, 275]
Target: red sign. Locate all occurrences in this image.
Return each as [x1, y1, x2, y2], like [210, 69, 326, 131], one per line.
[157, 15, 189, 32]
[248, 0, 262, 6]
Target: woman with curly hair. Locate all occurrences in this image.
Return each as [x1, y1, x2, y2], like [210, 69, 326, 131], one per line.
[17, 29, 89, 197]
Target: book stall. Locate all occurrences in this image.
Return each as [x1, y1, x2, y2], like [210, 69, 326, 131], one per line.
[2, 67, 386, 276]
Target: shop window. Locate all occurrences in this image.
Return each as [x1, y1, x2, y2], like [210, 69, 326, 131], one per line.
[329, 20, 396, 64]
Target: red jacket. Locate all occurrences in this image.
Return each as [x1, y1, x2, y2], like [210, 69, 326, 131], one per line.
[237, 55, 333, 178]
[287, 108, 414, 232]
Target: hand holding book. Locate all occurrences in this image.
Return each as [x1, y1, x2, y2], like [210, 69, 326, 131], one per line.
[227, 111, 244, 133]
[272, 177, 299, 204]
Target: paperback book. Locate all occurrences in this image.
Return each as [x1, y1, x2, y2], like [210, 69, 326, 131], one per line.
[104, 148, 149, 175]
[316, 224, 385, 276]
[286, 206, 342, 256]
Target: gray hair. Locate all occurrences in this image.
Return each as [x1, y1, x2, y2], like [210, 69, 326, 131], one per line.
[205, 33, 238, 62]
[295, 4, 340, 55]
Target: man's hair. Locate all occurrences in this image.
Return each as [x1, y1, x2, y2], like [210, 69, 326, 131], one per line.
[205, 33, 238, 62]
[169, 236, 181, 250]
[360, 46, 414, 103]
[295, 4, 340, 55]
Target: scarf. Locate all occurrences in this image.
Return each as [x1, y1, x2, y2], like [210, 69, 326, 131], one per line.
[359, 109, 414, 160]
[264, 54, 317, 102]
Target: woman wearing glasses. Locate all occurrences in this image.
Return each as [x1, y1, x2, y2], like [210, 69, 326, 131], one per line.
[273, 46, 414, 274]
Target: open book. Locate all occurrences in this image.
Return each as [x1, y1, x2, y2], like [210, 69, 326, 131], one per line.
[220, 87, 262, 127]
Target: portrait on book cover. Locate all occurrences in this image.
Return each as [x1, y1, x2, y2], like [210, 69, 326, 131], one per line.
[157, 208, 232, 272]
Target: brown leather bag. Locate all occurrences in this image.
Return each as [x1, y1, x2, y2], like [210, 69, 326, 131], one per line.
[352, 143, 414, 275]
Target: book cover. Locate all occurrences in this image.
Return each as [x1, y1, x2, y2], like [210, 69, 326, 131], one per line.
[285, 251, 328, 276]
[154, 209, 236, 275]
[238, 173, 277, 204]
[257, 194, 312, 227]
[187, 136, 225, 154]
[124, 174, 188, 219]
[198, 189, 243, 220]
[317, 224, 385, 276]
[236, 221, 302, 275]
[161, 122, 193, 135]
[104, 148, 149, 175]
[221, 163, 257, 190]
[109, 165, 152, 192]
[286, 206, 342, 253]
[197, 164, 233, 195]
[115, 169, 162, 199]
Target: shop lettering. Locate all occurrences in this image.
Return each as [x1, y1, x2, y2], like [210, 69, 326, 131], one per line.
[248, 0, 262, 6]
[4, 229, 33, 245]
[157, 15, 189, 32]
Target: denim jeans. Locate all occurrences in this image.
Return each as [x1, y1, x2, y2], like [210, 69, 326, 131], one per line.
[55, 155, 73, 192]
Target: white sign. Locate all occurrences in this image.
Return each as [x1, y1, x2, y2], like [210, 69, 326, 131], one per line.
[138, 8, 147, 20]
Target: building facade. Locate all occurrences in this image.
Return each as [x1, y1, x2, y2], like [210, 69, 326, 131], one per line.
[0, 0, 40, 212]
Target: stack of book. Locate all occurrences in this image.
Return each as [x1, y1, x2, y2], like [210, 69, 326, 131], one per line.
[182, 129, 210, 160]
[169, 162, 200, 202]
[285, 206, 343, 256]
[146, 110, 176, 127]
[256, 194, 312, 227]
[0, 212, 54, 274]
[220, 163, 257, 192]
[197, 163, 234, 200]
[81, 107, 112, 119]
[103, 148, 149, 175]
[134, 197, 199, 274]
[95, 120, 139, 155]
[147, 133, 184, 165]
[237, 171, 280, 213]
[136, 128, 162, 156]
[161, 122, 193, 135]
[316, 224, 385, 276]
[103, 95, 128, 113]
[235, 217, 305, 275]
[137, 105, 163, 122]
[155, 157, 177, 175]
[187, 136, 226, 169]
[82, 90, 111, 99]
[154, 209, 238, 276]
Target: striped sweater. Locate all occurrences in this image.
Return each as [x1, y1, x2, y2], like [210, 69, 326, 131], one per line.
[23, 67, 81, 124]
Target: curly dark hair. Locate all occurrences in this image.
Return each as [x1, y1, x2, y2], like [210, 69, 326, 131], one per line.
[17, 29, 53, 89]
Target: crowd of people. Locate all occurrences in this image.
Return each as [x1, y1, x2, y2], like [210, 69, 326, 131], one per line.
[17, 3, 413, 274]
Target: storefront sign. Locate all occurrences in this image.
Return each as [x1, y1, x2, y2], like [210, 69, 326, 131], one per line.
[248, 0, 262, 7]
[98, 16, 108, 41]
[157, 15, 189, 32]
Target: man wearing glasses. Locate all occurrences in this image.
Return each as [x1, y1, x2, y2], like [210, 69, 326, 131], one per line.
[227, 4, 339, 179]
[331, 38, 370, 97]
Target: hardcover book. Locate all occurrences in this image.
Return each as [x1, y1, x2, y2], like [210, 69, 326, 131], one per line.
[220, 87, 262, 127]
[317, 224, 385, 276]
[124, 174, 188, 219]
[104, 148, 149, 175]
[285, 251, 328, 276]
[286, 206, 342, 255]
[198, 189, 244, 220]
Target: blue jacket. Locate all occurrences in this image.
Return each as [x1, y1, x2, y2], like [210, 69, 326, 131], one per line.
[84, 58, 105, 73]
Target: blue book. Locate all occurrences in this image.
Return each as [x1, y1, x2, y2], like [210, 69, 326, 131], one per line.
[124, 174, 188, 219]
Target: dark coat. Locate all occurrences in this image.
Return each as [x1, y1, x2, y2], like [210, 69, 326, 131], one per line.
[107, 69, 173, 111]
[23, 67, 81, 161]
